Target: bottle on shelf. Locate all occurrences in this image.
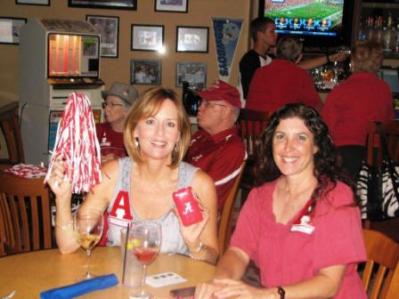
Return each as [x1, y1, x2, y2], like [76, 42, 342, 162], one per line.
[383, 13, 393, 52]
[374, 16, 384, 44]
[396, 17, 399, 53]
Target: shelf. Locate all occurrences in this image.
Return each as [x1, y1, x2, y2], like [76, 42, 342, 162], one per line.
[362, 2, 399, 9]
[383, 51, 399, 59]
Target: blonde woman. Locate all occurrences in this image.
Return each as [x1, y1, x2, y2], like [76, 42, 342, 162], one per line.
[48, 87, 218, 263]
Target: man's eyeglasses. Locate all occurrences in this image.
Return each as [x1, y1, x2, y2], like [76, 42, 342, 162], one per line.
[102, 102, 124, 109]
[199, 100, 227, 109]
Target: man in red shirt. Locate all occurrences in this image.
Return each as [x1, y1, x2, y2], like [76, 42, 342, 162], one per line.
[246, 37, 322, 114]
[97, 82, 139, 163]
[185, 80, 245, 210]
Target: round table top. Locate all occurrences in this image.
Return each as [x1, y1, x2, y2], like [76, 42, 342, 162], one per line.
[0, 247, 215, 298]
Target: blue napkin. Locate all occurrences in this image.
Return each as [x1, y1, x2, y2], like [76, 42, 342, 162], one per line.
[40, 274, 118, 299]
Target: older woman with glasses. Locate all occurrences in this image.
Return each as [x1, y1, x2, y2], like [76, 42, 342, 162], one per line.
[96, 82, 139, 163]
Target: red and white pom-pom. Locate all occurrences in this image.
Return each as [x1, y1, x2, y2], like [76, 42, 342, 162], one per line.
[5, 163, 48, 179]
[45, 92, 101, 193]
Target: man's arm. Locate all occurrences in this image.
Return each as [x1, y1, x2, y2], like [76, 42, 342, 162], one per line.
[299, 52, 349, 70]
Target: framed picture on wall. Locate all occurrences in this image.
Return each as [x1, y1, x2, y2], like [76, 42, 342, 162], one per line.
[154, 0, 188, 13]
[86, 15, 119, 58]
[131, 24, 164, 51]
[176, 62, 206, 90]
[131, 59, 162, 85]
[16, 0, 50, 5]
[0, 17, 27, 45]
[176, 26, 209, 53]
[68, 0, 137, 10]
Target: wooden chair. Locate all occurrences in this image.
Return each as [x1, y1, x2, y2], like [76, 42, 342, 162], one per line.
[0, 102, 24, 166]
[365, 120, 399, 166]
[0, 201, 6, 257]
[236, 109, 269, 199]
[362, 229, 399, 299]
[385, 262, 399, 299]
[237, 108, 269, 158]
[218, 163, 244, 254]
[0, 173, 53, 255]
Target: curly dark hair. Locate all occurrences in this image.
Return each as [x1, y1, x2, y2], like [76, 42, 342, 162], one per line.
[254, 103, 353, 203]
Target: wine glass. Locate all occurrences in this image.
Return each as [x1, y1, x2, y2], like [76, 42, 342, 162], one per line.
[75, 210, 104, 279]
[130, 222, 162, 299]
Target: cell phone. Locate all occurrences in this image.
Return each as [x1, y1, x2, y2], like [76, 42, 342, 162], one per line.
[170, 286, 196, 298]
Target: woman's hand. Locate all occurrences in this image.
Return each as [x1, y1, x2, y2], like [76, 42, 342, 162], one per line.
[47, 157, 72, 200]
[195, 281, 223, 299]
[176, 204, 209, 246]
[211, 279, 278, 299]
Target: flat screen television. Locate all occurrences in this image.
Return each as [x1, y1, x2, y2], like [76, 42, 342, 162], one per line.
[378, 68, 399, 95]
[259, 0, 356, 48]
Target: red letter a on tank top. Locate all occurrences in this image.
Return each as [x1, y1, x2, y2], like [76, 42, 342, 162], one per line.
[109, 191, 133, 220]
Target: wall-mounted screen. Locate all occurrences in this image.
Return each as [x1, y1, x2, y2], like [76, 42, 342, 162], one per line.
[264, 0, 344, 37]
[260, 0, 355, 48]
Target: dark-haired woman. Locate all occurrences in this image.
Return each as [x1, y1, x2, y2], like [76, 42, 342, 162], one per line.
[195, 103, 367, 299]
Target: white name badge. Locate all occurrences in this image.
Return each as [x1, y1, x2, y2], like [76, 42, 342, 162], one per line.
[291, 215, 315, 235]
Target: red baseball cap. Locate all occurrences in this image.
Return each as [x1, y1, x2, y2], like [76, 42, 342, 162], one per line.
[198, 80, 241, 108]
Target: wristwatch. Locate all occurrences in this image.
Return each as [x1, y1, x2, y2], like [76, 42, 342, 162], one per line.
[277, 286, 285, 299]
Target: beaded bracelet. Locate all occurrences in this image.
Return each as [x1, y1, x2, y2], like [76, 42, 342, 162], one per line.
[190, 241, 204, 253]
[188, 242, 205, 260]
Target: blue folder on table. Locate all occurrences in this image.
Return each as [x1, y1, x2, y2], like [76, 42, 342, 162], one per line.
[40, 273, 118, 299]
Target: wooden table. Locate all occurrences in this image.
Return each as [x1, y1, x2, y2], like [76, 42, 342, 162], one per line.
[0, 247, 215, 298]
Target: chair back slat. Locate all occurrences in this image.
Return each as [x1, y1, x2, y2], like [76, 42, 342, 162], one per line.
[0, 174, 53, 255]
[218, 163, 244, 254]
[385, 263, 399, 299]
[362, 229, 399, 299]
[17, 195, 31, 251]
[365, 120, 399, 166]
[0, 195, 7, 256]
[237, 109, 269, 158]
[236, 109, 269, 198]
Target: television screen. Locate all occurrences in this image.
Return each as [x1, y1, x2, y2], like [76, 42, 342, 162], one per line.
[260, 0, 353, 47]
[378, 68, 399, 94]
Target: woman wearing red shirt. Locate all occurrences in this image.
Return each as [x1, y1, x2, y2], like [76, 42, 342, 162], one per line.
[322, 41, 394, 180]
[196, 104, 366, 299]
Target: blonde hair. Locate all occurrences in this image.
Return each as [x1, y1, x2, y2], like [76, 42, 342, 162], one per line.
[276, 37, 303, 62]
[124, 87, 191, 168]
[351, 40, 383, 73]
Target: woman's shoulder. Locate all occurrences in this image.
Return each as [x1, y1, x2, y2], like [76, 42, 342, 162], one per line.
[100, 159, 120, 180]
[247, 181, 278, 202]
[180, 161, 198, 173]
[323, 181, 356, 208]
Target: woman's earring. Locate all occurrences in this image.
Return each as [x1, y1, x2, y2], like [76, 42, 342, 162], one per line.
[171, 143, 178, 161]
[135, 137, 140, 150]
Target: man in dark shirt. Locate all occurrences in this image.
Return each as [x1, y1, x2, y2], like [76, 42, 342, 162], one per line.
[239, 17, 348, 101]
[239, 17, 277, 100]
